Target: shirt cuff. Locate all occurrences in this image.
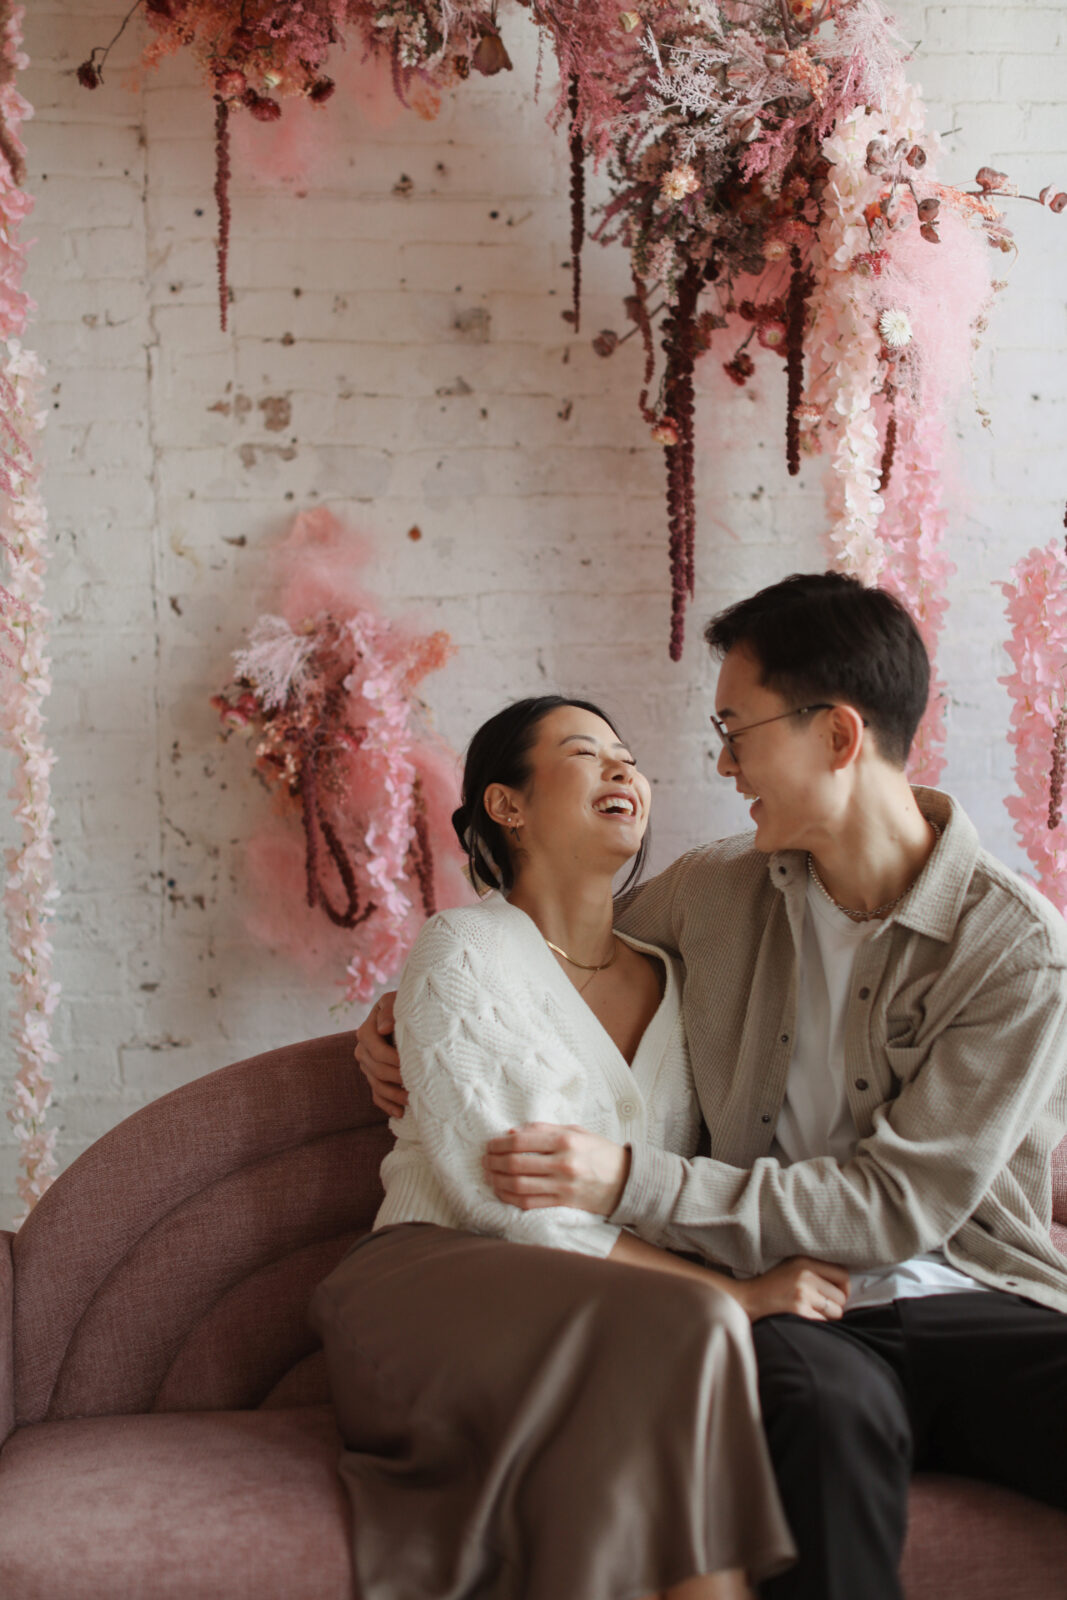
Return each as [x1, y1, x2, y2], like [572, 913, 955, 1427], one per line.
[610, 1141, 683, 1234]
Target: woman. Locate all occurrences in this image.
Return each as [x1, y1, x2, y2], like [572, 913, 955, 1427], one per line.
[311, 696, 849, 1600]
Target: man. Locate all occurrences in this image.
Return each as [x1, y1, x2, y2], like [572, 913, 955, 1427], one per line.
[357, 572, 1067, 1598]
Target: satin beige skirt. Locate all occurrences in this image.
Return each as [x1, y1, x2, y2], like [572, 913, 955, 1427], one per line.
[309, 1223, 796, 1600]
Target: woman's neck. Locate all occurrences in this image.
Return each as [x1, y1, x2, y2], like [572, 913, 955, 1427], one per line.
[507, 865, 617, 966]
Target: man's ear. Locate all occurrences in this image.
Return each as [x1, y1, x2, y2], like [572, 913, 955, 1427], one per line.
[827, 705, 866, 770]
[484, 783, 523, 829]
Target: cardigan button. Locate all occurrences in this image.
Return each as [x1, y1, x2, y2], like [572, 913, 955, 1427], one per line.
[854, 1078, 869, 1092]
[619, 1099, 637, 1120]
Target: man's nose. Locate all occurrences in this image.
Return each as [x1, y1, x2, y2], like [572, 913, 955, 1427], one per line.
[716, 741, 738, 777]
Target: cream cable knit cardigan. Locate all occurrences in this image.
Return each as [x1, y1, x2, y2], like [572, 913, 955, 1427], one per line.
[376, 892, 700, 1256]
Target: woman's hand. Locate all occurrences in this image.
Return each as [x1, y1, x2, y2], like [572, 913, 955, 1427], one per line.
[354, 992, 407, 1118]
[733, 1258, 851, 1324]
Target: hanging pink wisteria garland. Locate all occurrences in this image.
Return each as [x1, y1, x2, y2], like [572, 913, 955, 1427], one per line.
[0, 3, 60, 1219]
[999, 538, 1067, 915]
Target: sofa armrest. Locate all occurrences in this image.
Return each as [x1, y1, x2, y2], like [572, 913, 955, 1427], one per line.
[0, 1229, 13, 1447]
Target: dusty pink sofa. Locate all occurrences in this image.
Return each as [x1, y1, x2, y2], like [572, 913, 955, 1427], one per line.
[0, 1031, 1065, 1599]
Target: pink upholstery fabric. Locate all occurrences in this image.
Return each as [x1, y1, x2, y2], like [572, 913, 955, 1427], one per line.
[902, 1473, 1067, 1599]
[0, 1405, 354, 1600]
[0, 1232, 12, 1449]
[12, 1032, 389, 1426]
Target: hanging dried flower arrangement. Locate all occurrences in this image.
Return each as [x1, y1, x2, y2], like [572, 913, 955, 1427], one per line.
[211, 508, 471, 1003]
[77, 1, 1064, 674]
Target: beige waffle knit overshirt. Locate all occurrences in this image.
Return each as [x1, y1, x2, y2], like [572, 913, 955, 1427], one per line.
[614, 786, 1067, 1314]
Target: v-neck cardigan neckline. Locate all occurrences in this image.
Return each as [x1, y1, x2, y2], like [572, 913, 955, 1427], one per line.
[481, 891, 682, 1117]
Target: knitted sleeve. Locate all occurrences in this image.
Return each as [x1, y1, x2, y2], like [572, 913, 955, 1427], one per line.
[393, 908, 621, 1257]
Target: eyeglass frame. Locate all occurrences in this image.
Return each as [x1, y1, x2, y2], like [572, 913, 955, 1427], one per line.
[709, 703, 838, 762]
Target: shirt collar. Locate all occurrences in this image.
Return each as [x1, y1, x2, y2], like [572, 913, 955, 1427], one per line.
[767, 786, 979, 945]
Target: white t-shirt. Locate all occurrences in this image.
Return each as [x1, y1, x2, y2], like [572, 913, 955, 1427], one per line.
[773, 878, 988, 1312]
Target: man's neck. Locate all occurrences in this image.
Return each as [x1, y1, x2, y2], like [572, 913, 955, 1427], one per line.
[806, 778, 938, 918]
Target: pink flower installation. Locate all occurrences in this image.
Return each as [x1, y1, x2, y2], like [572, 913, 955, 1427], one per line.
[999, 540, 1067, 915]
[0, 3, 60, 1220]
[77, 1, 1063, 663]
[213, 509, 472, 1004]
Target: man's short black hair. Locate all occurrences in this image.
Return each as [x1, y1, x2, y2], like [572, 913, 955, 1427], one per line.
[704, 572, 930, 767]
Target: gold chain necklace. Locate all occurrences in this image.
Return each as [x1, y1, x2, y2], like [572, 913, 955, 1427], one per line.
[807, 820, 943, 924]
[544, 935, 619, 994]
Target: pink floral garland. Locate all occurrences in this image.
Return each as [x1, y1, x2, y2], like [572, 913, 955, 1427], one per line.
[999, 539, 1067, 914]
[802, 75, 991, 783]
[214, 509, 472, 1004]
[0, 4, 60, 1219]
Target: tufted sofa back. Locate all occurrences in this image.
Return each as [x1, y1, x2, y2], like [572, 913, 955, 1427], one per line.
[12, 1033, 391, 1426]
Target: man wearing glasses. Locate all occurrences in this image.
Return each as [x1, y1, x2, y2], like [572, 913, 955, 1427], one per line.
[356, 571, 1067, 1598]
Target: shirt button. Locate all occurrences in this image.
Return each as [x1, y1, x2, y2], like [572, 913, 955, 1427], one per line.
[780, 1033, 790, 1045]
[858, 986, 870, 1000]
[854, 1078, 869, 1092]
[778, 865, 787, 875]
[761, 1114, 772, 1124]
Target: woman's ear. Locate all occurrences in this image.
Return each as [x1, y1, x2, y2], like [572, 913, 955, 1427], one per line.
[827, 704, 866, 771]
[483, 783, 523, 830]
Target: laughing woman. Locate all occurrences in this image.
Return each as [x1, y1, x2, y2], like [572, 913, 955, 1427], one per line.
[311, 697, 847, 1600]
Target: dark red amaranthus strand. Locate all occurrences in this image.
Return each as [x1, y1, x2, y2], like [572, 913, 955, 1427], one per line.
[878, 410, 897, 493]
[1049, 707, 1066, 830]
[784, 244, 814, 476]
[213, 95, 231, 333]
[301, 746, 374, 929]
[567, 74, 584, 332]
[661, 263, 703, 659]
[409, 785, 437, 920]
[633, 273, 657, 421]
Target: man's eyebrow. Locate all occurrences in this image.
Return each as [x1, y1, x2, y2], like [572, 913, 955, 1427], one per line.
[558, 733, 631, 749]
[716, 708, 739, 722]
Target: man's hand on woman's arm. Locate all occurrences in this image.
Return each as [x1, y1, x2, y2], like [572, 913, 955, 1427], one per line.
[354, 991, 407, 1118]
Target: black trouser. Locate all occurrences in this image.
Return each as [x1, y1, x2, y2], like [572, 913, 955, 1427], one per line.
[753, 1291, 1067, 1600]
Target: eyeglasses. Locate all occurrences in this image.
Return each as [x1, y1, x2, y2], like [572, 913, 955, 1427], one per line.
[709, 704, 835, 761]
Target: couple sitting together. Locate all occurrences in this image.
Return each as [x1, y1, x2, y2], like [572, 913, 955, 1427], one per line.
[310, 571, 1067, 1600]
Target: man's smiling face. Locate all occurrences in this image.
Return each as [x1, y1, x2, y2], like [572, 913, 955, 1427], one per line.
[713, 644, 840, 855]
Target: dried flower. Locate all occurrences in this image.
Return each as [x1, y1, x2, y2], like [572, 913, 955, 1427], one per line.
[916, 197, 940, 223]
[758, 320, 787, 350]
[247, 94, 282, 122]
[592, 329, 619, 357]
[878, 308, 913, 349]
[1051, 193, 1067, 215]
[975, 167, 1010, 193]
[619, 11, 641, 31]
[76, 60, 100, 90]
[763, 239, 788, 261]
[661, 164, 700, 202]
[906, 144, 927, 168]
[215, 69, 246, 100]
[651, 418, 679, 446]
[724, 351, 755, 387]
[472, 28, 512, 76]
[308, 77, 336, 104]
[919, 221, 941, 244]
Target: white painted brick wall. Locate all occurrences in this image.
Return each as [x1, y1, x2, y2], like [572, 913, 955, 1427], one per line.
[1, 1, 1065, 1225]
